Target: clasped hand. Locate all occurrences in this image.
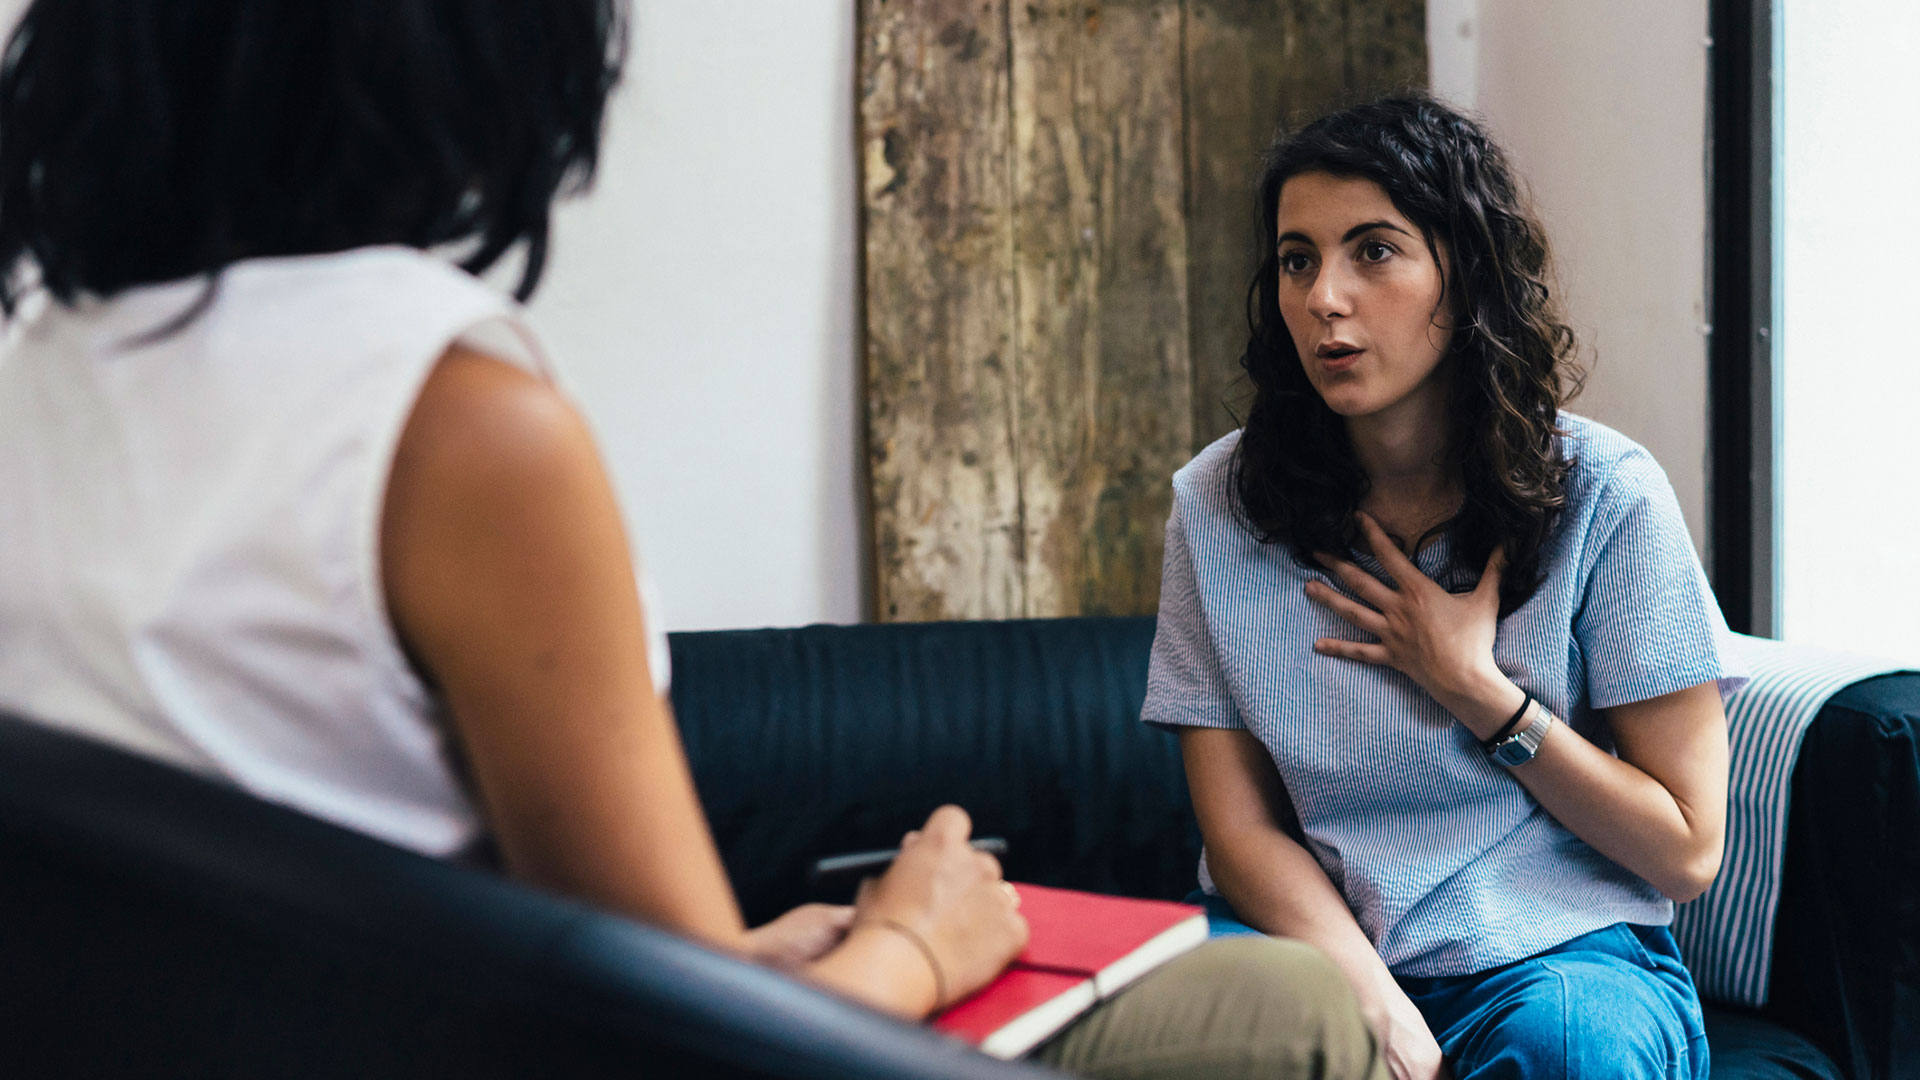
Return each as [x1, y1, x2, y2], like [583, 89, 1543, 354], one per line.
[1304, 511, 1505, 713]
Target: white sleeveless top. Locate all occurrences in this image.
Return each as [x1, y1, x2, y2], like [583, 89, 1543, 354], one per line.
[0, 246, 670, 857]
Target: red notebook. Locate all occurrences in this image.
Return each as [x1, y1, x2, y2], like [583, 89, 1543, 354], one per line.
[931, 883, 1208, 1059]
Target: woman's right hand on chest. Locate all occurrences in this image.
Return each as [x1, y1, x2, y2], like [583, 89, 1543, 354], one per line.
[855, 805, 1029, 1007]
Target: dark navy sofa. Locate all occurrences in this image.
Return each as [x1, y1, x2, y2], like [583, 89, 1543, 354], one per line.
[0, 616, 1912, 1077]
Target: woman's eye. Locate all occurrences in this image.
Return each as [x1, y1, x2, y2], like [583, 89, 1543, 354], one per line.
[1280, 251, 1312, 274]
[1360, 240, 1395, 263]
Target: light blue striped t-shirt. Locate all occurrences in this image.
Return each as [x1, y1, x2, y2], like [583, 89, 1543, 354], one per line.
[1144, 413, 1748, 978]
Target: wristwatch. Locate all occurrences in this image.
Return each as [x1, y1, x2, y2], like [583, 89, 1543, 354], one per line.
[1487, 698, 1554, 767]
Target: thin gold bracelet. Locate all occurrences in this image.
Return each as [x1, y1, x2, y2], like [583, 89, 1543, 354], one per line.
[861, 918, 949, 1012]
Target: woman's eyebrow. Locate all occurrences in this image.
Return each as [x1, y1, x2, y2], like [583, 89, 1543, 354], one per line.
[1276, 221, 1416, 246]
[1342, 220, 1414, 242]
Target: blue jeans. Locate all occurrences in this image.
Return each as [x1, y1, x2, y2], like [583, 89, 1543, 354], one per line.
[1191, 893, 1709, 1079]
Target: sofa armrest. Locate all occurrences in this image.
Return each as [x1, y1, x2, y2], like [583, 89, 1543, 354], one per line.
[1765, 673, 1920, 1080]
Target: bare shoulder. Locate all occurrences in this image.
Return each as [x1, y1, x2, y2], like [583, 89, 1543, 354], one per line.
[391, 344, 598, 500]
[377, 350, 731, 926]
[381, 343, 637, 684]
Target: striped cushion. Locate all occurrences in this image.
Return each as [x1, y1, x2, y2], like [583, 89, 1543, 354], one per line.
[1671, 634, 1906, 1006]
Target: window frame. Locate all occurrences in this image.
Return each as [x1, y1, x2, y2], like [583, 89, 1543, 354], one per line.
[1707, 0, 1781, 636]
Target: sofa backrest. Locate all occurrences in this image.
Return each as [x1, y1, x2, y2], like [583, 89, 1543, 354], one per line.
[667, 617, 1199, 923]
[667, 618, 1920, 1080]
[0, 714, 1053, 1080]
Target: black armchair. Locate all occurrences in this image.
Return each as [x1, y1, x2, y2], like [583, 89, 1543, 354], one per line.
[0, 713, 1054, 1080]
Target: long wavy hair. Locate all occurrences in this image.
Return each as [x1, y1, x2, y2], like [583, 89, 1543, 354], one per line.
[1229, 96, 1584, 616]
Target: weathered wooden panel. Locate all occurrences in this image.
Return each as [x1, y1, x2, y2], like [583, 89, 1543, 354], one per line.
[1010, 1, 1191, 616]
[1344, 0, 1428, 96]
[862, 0, 1426, 621]
[1184, 0, 1429, 452]
[859, 0, 1023, 621]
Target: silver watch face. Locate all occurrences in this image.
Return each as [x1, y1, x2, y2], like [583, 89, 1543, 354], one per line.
[1491, 735, 1536, 766]
[1490, 703, 1552, 766]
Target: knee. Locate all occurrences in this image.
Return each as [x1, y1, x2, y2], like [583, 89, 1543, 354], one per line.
[1191, 936, 1345, 991]
[1184, 936, 1353, 1018]
[1492, 962, 1691, 1080]
[1179, 938, 1380, 1071]
[1569, 972, 1694, 1079]
[1037, 937, 1383, 1080]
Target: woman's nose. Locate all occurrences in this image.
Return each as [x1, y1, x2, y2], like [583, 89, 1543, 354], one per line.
[1307, 266, 1352, 322]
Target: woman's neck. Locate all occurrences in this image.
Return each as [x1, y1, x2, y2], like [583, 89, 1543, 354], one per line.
[1346, 393, 1458, 538]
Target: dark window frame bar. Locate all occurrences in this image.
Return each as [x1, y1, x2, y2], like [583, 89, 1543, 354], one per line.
[1707, 0, 1779, 637]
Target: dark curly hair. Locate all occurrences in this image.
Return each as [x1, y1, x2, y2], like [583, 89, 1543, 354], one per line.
[1230, 95, 1584, 616]
[0, 0, 627, 316]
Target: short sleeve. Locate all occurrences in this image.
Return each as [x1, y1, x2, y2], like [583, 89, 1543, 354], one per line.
[1142, 502, 1245, 731]
[1574, 451, 1749, 709]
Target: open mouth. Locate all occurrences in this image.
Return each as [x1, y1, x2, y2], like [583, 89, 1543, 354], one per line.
[1316, 344, 1364, 367]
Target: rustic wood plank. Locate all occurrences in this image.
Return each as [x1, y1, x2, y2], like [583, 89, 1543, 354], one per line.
[1010, 0, 1191, 617]
[859, 0, 1024, 621]
[1183, 0, 1428, 453]
[1344, 0, 1429, 96]
[861, 0, 1425, 621]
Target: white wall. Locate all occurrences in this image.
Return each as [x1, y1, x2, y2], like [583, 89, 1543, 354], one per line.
[0, 0, 860, 634]
[531, 1, 1714, 631]
[1427, 0, 1713, 552]
[526, 1, 866, 632]
[0, 1, 1715, 636]
[1427, 0, 1479, 110]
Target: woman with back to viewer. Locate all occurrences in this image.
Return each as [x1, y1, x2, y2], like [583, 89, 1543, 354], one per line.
[1146, 96, 1743, 1079]
[0, 2, 1387, 1075]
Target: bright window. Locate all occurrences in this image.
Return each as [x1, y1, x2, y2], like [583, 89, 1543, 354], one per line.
[1778, 0, 1920, 659]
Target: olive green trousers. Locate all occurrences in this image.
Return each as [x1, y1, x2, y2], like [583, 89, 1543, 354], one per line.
[1030, 937, 1388, 1080]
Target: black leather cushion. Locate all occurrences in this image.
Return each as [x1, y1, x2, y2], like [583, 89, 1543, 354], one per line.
[1765, 673, 1920, 1080]
[1706, 1007, 1843, 1079]
[669, 617, 1196, 923]
[668, 618, 1909, 1079]
[0, 714, 1052, 1080]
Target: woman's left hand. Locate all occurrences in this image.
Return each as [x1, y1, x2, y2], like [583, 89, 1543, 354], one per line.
[743, 902, 857, 971]
[1305, 511, 1509, 720]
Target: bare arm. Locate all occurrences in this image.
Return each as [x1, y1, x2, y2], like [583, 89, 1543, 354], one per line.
[1180, 726, 1449, 1080]
[1180, 728, 1390, 996]
[382, 346, 743, 940]
[1432, 673, 1728, 903]
[382, 349, 1022, 1017]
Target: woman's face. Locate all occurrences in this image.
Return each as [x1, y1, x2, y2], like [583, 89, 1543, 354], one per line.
[1273, 172, 1455, 424]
